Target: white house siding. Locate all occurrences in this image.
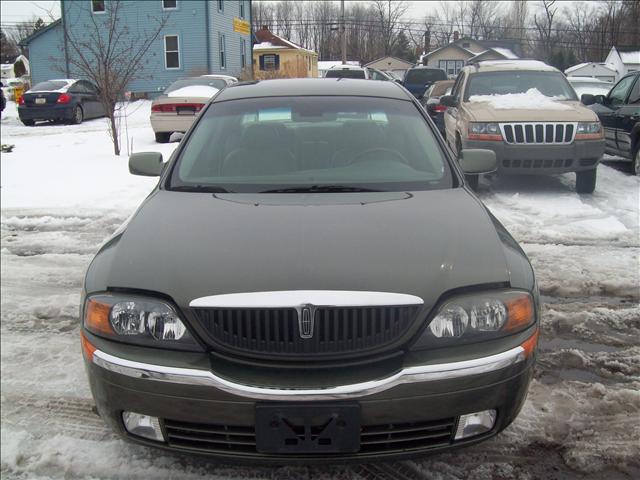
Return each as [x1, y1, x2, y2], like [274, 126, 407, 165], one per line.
[565, 63, 616, 83]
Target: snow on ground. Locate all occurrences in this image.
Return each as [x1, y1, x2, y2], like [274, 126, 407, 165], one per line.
[1, 100, 639, 479]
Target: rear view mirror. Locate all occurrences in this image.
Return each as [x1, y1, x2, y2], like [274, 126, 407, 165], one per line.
[169, 132, 184, 142]
[581, 94, 595, 105]
[440, 95, 458, 107]
[459, 149, 497, 174]
[129, 152, 164, 176]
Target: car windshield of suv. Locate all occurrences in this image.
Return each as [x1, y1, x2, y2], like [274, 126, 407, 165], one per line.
[465, 71, 577, 100]
[169, 96, 452, 192]
[325, 69, 366, 79]
[404, 69, 447, 84]
[165, 78, 228, 94]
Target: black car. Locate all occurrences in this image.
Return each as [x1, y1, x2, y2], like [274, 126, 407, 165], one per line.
[401, 66, 448, 99]
[0, 82, 5, 112]
[18, 79, 105, 126]
[80, 78, 539, 464]
[583, 71, 640, 174]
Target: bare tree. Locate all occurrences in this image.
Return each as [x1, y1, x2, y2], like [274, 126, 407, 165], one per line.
[533, 0, 558, 62]
[370, 0, 409, 56]
[60, 1, 167, 155]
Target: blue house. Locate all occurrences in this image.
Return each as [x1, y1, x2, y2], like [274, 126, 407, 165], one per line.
[21, 0, 252, 96]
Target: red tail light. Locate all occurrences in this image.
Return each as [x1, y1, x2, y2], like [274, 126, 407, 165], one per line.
[57, 93, 72, 104]
[18, 96, 25, 105]
[433, 104, 448, 113]
[151, 103, 205, 113]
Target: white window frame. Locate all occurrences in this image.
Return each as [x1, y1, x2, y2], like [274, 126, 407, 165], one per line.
[164, 35, 181, 70]
[263, 54, 277, 71]
[91, 0, 106, 14]
[219, 34, 226, 70]
[162, 0, 178, 10]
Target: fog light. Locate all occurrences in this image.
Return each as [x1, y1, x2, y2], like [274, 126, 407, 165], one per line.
[454, 409, 496, 440]
[122, 411, 164, 442]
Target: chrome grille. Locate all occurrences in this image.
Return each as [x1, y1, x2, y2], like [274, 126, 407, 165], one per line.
[500, 122, 577, 145]
[192, 305, 420, 358]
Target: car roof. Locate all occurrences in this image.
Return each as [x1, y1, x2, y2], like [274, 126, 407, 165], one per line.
[407, 66, 445, 70]
[327, 64, 364, 70]
[215, 78, 411, 101]
[465, 60, 559, 73]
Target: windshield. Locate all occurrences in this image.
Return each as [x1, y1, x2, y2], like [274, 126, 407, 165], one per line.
[325, 69, 366, 79]
[465, 71, 577, 100]
[168, 96, 452, 193]
[404, 69, 447, 85]
[30, 81, 70, 92]
[165, 77, 228, 93]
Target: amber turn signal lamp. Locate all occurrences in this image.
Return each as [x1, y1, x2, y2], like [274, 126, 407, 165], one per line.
[85, 298, 113, 335]
[520, 328, 539, 358]
[80, 331, 97, 361]
[504, 294, 534, 332]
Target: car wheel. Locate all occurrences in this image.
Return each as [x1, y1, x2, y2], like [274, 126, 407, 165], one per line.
[576, 168, 597, 194]
[21, 119, 35, 126]
[155, 132, 171, 143]
[633, 147, 640, 176]
[72, 106, 83, 125]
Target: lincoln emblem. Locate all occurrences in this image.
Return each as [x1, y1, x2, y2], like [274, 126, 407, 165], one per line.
[298, 305, 315, 339]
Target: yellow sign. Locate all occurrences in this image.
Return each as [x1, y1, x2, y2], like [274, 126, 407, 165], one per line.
[233, 17, 250, 35]
[13, 86, 24, 104]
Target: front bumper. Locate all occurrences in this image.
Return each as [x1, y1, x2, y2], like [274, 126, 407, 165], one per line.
[18, 105, 74, 121]
[463, 138, 605, 174]
[83, 328, 537, 463]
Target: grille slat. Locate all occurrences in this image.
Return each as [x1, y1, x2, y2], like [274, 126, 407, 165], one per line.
[193, 305, 419, 358]
[500, 122, 576, 145]
[164, 417, 455, 456]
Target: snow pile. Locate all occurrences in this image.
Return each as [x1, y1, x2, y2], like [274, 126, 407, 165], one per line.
[469, 88, 573, 110]
[166, 85, 219, 98]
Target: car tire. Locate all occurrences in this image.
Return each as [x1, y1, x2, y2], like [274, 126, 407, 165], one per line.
[21, 119, 35, 126]
[71, 106, 83, 125]
[155, 132, 171, 143]
[576, 168, 597, 194]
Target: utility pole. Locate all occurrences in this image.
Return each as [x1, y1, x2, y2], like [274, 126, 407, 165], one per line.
[341, 0, 346, 64]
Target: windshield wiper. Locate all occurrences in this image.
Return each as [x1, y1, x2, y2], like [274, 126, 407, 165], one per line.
[171, 185, 234, 193]
[259, 185, 384, 194]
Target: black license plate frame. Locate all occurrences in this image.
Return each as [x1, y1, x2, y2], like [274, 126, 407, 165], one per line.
[255, 403, 361, 454]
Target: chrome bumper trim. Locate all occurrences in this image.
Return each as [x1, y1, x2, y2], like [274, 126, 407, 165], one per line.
[92, 346, 526, 401]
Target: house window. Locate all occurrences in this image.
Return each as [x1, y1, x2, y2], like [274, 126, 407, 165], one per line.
[164, 35, 180, 69]
[261, 54, 279, 71]
[91, 0, 105, 13]
[219, 34, 226, 69]
[240, 37, 246, 68]
[438, 60, 464, 76]
[239, 1, 245, 19]
[217, 0, 224, 12]
[162, 0, 177, 9]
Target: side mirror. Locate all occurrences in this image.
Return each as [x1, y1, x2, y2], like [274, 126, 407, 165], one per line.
[581, 93, 595, 105]
[459, 149, 497, 174]
[394, 78, 403, 85]
[129, 152, 164, 176]
[440, 95, 458, 107]
[169, 132, 184, 142]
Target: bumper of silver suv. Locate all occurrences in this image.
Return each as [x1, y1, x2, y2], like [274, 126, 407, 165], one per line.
[463, 139, 605, 174]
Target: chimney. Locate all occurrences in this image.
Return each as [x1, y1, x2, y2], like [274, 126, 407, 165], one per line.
[453, 31, 459, 42]
[424, 30, 431, 54]
[261, 25, 269, 31]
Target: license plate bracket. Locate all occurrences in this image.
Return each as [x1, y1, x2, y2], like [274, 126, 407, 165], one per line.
[35, 98, 46, 105]
[255, 403, 361, 454]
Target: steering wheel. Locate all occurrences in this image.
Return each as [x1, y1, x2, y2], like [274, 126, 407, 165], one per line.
[349, 147, 408, 165]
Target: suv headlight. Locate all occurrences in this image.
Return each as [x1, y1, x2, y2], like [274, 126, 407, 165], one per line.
[411, 290, 535, 350]
[575, 122, 603, 139]
[83, 294, 201, 350]
[468, 123, 502, 141]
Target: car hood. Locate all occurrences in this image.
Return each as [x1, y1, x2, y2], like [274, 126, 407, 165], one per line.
[465, 100, 600, 122]
[89, 188, 513, 311]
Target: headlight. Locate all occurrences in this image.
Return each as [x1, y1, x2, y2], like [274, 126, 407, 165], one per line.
[83, 294, 201, 350]
[575, 122, 603, 139]
[412, 290, 535, 349]
[468, 123, 502, 141]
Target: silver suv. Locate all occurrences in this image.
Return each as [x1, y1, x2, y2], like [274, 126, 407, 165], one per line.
[441, 60, 605, 193]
